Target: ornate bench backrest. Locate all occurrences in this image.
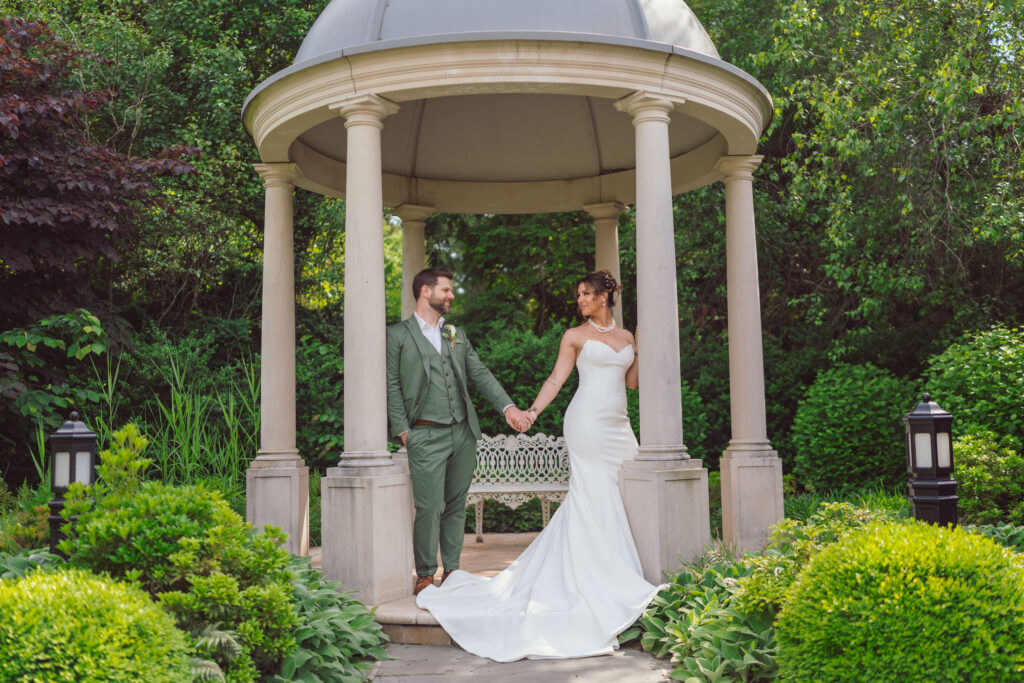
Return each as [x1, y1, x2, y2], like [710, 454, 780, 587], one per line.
[474, 433, 570, 486]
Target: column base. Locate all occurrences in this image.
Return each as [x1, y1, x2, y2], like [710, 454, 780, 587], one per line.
[246, 456, 309, 557]
[338, 450, 403, 475]
[636, 444, 690, 462]
[322, 458, 413, 604]
[720, 448, 784, 554]
[619, 459, 710, 583]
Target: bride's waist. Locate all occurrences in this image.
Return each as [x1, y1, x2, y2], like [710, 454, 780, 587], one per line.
[575, 382, 626, 396]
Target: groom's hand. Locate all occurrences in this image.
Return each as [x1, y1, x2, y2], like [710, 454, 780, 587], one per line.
[504, 406, 530, 433]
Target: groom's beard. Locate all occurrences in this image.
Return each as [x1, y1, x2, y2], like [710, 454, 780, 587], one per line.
[429, 297, 450, 315]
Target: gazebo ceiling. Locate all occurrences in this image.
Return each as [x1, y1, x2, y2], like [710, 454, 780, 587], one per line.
[297, 92, 719, 184]
[243, 0, 773, 213]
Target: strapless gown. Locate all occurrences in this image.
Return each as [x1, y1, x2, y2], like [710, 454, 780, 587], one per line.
[416, 339, 665, 661]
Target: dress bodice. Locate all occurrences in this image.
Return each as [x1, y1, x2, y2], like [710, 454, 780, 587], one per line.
[576, 339, 634, 396]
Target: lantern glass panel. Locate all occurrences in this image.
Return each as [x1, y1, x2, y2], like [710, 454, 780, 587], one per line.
[74, 451, 92, 484]
[936, 432, 951, 469]
[54, 451, 71, 488]
[914, 432, 932, 469]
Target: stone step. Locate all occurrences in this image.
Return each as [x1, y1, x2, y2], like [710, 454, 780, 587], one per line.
[313, 532, 539, 647]
[374, 595, 453, 647]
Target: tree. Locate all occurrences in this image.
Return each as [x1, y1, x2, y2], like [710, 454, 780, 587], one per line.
[0, 16, 198, 485]
[0, 17, 196, 327]
[681, 0, 1024, 465]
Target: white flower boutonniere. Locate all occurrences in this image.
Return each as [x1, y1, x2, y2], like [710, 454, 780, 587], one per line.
[442, 324, 462, 351]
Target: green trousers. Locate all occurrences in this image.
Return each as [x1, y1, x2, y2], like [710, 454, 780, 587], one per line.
[406, 419, 477, 577]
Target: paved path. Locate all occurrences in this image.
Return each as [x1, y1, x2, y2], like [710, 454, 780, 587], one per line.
[372, 644, 674, 681]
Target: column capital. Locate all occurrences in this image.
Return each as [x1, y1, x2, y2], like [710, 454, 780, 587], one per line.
[330, 94, 400, 129]
[614, 91, 681, 125]
[394, 203, 436, 224]
[254, 162, 300, 188]
[583, 201, 627, 222]
[715, 155, 764, 182]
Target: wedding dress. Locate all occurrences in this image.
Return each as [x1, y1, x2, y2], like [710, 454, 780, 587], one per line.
[416, 338, 665, 661]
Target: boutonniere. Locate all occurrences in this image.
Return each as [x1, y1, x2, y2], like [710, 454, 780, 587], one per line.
[442, 324, 462, 350]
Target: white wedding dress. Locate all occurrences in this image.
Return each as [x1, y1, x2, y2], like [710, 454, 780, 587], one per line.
[416, 339, 665, 661]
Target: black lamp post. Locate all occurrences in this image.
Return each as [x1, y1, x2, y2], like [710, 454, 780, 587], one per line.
[48, 411, 98, 555]
[904, 394, 957, 525]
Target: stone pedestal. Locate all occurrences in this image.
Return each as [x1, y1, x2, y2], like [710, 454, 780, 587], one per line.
[620, 460, 710, 583]
[247, 459, 310, 556]
[720, 452, 784, 553]
[321, 461, 413, 604]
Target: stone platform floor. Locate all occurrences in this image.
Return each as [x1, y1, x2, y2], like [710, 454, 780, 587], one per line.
[309, 533, 674, 681]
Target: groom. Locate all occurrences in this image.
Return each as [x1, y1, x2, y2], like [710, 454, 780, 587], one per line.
[386, 268, 531, 595]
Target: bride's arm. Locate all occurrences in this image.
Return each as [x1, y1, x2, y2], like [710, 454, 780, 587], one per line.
[526, 330, 578, 418]
[625, 329, 639, 389]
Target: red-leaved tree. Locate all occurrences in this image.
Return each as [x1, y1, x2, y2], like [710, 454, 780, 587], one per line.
[0, 17, 197, 325]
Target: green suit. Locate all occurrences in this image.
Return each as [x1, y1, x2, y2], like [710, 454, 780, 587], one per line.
[386, 316, 513, 577]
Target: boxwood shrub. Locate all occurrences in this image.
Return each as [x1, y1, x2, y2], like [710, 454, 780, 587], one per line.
[953, 430, 1024, 525]
[776, 520, 1024, 682]
[65, 479, 297, 681]
[791, 362, 914, 493]
[60, 423, 298, 681]
[925, 325, 1024, 446]
[0, 567, 191, 682]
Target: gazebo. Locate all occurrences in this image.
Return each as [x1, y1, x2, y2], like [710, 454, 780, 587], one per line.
[243, 0, 783, 604]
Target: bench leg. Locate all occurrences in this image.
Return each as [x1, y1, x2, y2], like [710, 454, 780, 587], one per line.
[542, 499, 551, 527]
[475, 500, 484, 543]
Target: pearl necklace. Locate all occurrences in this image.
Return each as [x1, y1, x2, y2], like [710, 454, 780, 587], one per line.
[587, 317, 616, 333]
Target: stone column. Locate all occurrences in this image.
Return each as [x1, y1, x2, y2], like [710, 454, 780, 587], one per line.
[715, 155, 784, 553]
[247, 162, 309, 557]
[583, 202, 625, 327]
[395, 204, 435, 320]
[614, 92, 710, 581]
[322, 95, 413, 605]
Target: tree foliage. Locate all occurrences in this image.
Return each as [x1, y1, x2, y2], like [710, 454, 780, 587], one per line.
[0, 17, 196, 324]
[682, 0, 1024, 463]
[1, 0, 1021, 491]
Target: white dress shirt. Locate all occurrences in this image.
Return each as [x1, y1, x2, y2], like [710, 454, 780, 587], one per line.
[413, 312, 444, 354]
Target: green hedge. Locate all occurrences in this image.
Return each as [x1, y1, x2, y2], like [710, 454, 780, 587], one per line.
[776, 520, 1024, 682]
[62, 424, 297, 682]
[0, 568, 191, 682]
[791, 362, 914, 493]
[925, 325, 1024, 446]
[954, 430, 1024, 525]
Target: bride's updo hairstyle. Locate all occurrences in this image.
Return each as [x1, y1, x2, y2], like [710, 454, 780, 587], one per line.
[576, 270, 621, 308]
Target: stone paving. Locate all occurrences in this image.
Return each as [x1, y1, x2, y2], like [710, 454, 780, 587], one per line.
[314, 533, 673, 681]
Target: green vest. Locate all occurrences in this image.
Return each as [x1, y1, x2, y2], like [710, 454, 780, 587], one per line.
[416, 339, 468, 424]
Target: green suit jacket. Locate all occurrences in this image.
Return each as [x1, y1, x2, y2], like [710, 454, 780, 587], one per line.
[386, 317, 513, 441]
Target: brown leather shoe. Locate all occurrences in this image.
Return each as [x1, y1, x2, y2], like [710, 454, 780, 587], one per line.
[440, 569, 455, 585]
[413, 574, 435, 595]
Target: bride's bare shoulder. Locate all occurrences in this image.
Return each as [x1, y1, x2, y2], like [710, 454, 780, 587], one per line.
[561, 326, 588, 348]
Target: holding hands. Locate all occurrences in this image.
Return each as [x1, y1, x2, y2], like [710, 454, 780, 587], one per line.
[504, 406, 536, 433]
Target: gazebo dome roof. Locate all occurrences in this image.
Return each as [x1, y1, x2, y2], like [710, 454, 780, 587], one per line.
[244, 0, 771, 213]
[294, 0, 719, 67]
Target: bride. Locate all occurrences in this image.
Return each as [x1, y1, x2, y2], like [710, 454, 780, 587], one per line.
[416, 270, 666, 662]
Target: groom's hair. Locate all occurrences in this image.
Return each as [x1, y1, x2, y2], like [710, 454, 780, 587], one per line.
[412, 268, 454, 300]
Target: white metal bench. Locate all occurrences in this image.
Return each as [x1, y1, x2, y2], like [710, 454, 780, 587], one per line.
[467, 432, 570, 543]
